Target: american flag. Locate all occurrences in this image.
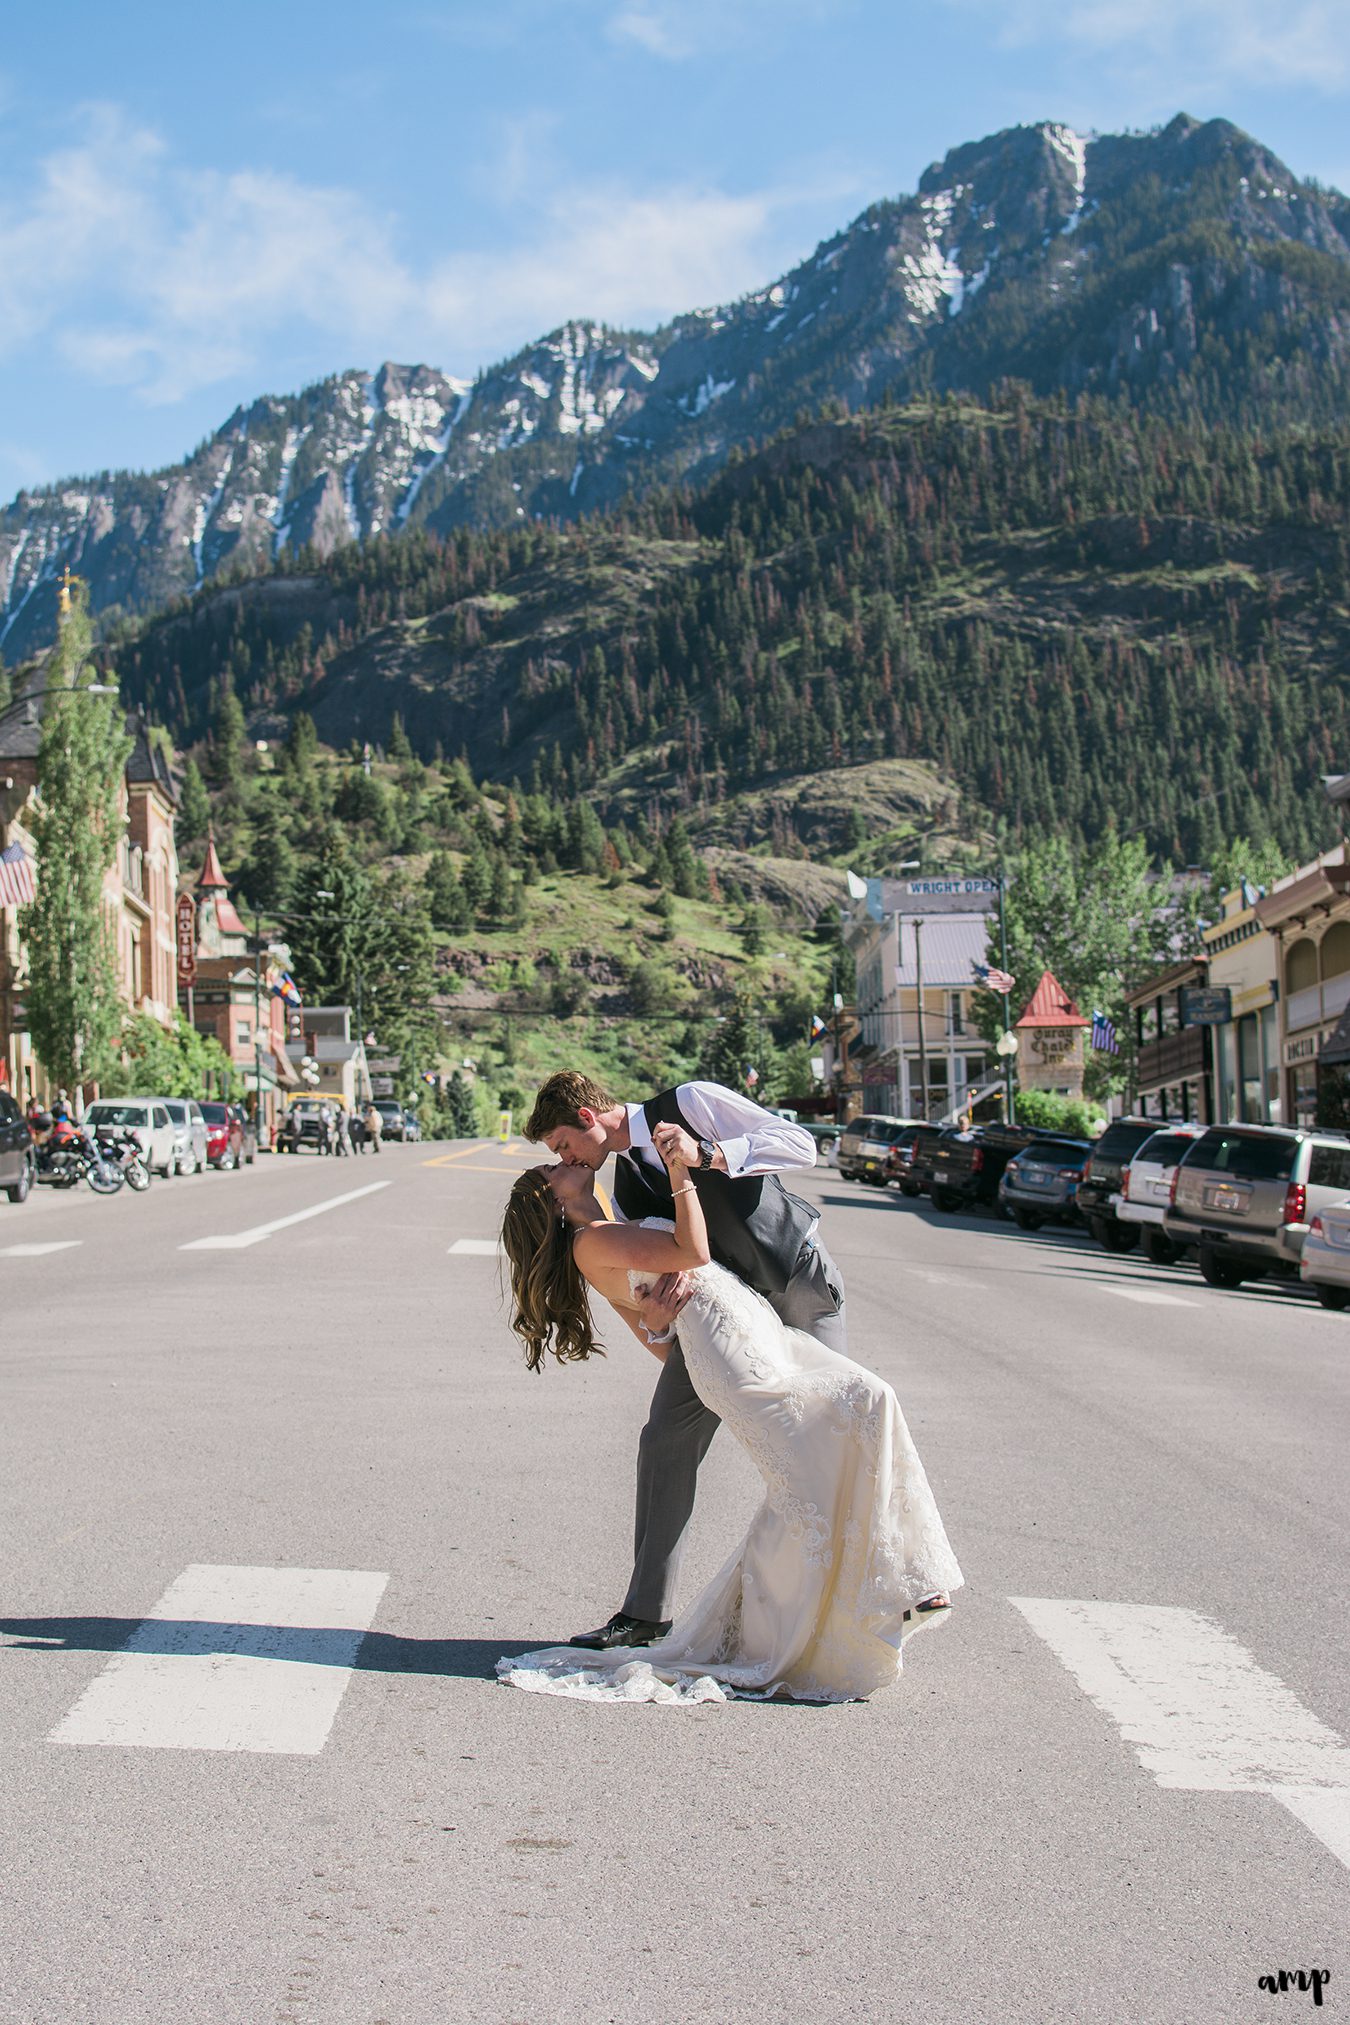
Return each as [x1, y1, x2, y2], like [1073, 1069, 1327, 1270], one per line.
[974, 963, 1015, 995]
[1091, 1010, 1120, 1055]
[0, 841, 36, 908]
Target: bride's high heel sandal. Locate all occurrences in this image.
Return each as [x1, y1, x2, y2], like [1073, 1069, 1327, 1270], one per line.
[901, 1594, 952, 1643]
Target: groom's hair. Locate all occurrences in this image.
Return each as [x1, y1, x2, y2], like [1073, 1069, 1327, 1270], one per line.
[525, 1071, 615, 1141]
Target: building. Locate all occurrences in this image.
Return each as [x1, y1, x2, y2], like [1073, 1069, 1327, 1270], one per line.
[1125, 956, 1212, 1123]
[0, 692, 181, 1104]
[1202, 886, 1280, 1124]
[180, 836, 297, 1144]
[285, 1007, 371, 1112]
[843, 876, 998, 1122]
[1015, 971, 1090, 1101]
[1256, 842, 1350, 1129]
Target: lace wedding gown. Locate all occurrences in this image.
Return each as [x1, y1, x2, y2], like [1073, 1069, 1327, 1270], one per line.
[497, 1225, 964, 1705]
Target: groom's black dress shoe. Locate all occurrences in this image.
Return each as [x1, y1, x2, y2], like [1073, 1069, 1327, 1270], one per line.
[570, 1612, 672, 1651]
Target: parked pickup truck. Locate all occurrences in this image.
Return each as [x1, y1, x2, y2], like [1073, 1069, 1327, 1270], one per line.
[926, 1124, 1042, 1214]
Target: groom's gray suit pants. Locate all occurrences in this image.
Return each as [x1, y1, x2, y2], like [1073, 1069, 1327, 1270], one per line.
[622, 1233, 848, 1624]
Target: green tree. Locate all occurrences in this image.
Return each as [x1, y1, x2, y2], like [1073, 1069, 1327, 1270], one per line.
[239, 799, 299, 915]
[388, 711, 413, 760]
[426, 851, 471, 931]
[697, 994, 760, 1092]
[209, 679, 248, 790]
[443, 1070, 477, 1136]
[178, 756, 211, 848]
[20, 584, 132, 1092]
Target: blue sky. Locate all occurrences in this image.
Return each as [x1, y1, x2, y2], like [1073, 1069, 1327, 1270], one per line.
[2, 0, 1347, 499]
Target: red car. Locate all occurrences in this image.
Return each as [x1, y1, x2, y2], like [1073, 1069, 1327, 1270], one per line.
[200, 1101, 245, 1170]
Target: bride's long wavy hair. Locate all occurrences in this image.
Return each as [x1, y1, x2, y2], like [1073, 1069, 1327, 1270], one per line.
[500, 1168, 605, 1374]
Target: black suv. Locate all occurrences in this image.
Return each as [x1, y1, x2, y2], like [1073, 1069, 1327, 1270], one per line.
[1079, 1118, 1180, 1252]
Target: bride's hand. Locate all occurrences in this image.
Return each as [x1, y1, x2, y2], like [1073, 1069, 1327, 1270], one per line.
[652, 1122, 697, 1172]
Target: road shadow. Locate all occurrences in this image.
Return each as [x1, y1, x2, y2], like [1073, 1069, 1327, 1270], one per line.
[0, 1617, 533, 1679]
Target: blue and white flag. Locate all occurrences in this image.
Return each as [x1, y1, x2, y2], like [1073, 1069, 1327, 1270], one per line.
[1091, 1010, 1120, 1055]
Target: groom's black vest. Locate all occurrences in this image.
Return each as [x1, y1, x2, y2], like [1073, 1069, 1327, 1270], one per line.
[611, 1088, 817, 1298]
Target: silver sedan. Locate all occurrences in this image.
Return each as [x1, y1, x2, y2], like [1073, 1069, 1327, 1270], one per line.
[1300, 1197, 1350, 1310]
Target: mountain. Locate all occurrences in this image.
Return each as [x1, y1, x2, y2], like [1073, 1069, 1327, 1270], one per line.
[116, 392, 1350, 869]
[3, 112, 1349, 661]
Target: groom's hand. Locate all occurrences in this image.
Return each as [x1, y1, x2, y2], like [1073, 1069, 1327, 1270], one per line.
[639, 1271, 693, 1332]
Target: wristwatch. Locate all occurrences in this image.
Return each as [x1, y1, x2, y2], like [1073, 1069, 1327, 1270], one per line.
[697, 1138, 717, 1171]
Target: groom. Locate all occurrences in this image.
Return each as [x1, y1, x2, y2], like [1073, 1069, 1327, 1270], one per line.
[525, 1070, 847, 1650]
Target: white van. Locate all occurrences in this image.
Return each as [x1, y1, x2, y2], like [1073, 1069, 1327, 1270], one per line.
[84, 1098, 179, 1178]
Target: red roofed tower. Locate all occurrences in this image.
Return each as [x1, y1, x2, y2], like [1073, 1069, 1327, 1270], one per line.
[1015, 969, 1089, 1098]
[195, 831, 248, 952]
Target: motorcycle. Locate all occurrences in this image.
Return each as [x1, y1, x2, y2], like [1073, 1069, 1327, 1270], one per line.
[93, 1127, 151, 1192]
[34, 1118, 126, 1194]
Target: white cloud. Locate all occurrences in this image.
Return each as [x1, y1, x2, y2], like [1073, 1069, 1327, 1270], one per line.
[0, 107, 861, 416]
[981, 0, 1348, 94]
[607, 6, 691, 57]
[604, 0, 843, 60]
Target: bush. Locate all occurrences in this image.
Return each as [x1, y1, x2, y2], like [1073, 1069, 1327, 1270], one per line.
[1014, 1090, 1105, 1138]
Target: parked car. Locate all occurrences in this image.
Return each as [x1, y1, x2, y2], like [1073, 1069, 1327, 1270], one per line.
[374, 1099, 408, 1142]
[199, 1101, 245, 1170]
[838, 1114, 919, 1185]
[1164, 1124, 1350, 1290]
[998, 1138, 1093, 1230]
[885, 1124, 949, 1197]
[84, 1098, 179, 1179]
[230, 1104, 258, 1164]
[1300, 1198, 1350, 1310]
[1078, 1118, 1178, 1252]
[0, 1088, 35, 1203]
[927, 1124, 1041, 1214]
[159, 1098, 210, 1176]
[1112, 1124, 1207, 1264]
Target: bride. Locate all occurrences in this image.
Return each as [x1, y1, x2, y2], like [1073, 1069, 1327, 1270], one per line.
[497, 1123, 964, 1704]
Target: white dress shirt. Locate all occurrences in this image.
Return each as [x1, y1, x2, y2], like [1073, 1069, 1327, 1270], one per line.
[623, 1082, 816, 1185]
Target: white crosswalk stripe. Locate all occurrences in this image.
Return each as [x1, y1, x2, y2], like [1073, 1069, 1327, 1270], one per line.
[50, 1564, 388, 1755]
[448, 1237, 504, 1255]
[180, 1180, 390, 1250]
[1011, 1597, 1350, 1875]
[0, 1240, 83, 1257]
[1101, 1286, 1197, 1307]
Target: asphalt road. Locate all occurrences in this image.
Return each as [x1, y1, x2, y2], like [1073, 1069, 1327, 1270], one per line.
[2, 1143, 1346, 2025]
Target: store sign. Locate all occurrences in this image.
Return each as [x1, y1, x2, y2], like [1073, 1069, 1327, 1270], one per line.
[1179, 986, 1232, 1027]
[176, 893, 197, 985]
[1284, 1032, 1325, 1067]
[901, 879, 1000, 897]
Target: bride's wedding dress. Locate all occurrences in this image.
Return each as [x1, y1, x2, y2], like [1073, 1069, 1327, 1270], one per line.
[498, 1224, 964, 1705]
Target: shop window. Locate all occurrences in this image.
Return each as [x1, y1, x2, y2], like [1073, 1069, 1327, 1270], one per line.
[1287, 938, 1318, 993]
[1321, 921, 1350, 980]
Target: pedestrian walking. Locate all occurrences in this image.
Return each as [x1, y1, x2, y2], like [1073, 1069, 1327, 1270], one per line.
[364, 1101, 382, 1154]
[350, 1108, 366, 1155]
[318, 1101, 333, 1155]
[334, 1106, 351, 1157]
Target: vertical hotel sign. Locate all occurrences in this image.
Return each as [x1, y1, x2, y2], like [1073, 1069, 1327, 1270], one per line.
[176, 893, 197, 986]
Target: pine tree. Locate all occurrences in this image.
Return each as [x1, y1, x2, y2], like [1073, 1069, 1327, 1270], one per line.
[178, 756, 211, 845]
[209, 679, 248, 789]
[21, 582, 133, 1093]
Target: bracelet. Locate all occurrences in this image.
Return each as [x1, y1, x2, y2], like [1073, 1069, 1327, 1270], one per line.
[671, 1183, 696, 1197]
[642, 1322, 677, 1346]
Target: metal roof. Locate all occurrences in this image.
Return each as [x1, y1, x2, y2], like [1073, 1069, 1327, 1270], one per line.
[894, 916, 990, 987]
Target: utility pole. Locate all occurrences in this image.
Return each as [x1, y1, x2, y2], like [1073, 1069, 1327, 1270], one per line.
[998, 869, 1016, 1126]
[915, 917, 928, 1122]
[253, 909, 265, 1143]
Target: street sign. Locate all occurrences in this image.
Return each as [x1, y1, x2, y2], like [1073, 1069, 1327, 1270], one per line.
[1179, 986, 1232, 1027]
[175, 893, 197, 985]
